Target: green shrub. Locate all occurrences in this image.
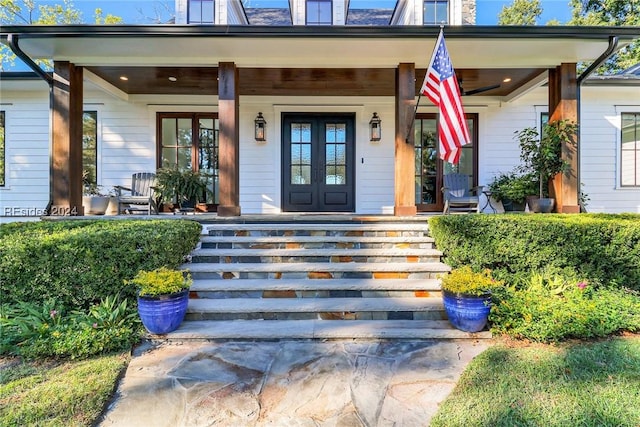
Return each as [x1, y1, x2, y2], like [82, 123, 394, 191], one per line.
[428, 214, 640, 290]
[0, 219, 201, 309]
[490, 271, 640, 342]
[1, 297, 142, 359]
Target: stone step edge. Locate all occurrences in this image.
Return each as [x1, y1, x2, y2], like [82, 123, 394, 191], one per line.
[191, 248, 442, 257]
[200, 235, 435, 243]
[190, 278, 442, 292]
[187, 297, 443, 313]
[201, 223, 430, 233]
[161, 319, 492, 340]
[182, 262, 451, 273]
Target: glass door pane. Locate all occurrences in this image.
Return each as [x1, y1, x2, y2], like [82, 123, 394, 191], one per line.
[415, 118, 438, 206]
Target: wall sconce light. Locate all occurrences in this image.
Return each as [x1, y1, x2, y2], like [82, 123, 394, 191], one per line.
[369, 112, 381, 142]
[255, 112, 267, 142]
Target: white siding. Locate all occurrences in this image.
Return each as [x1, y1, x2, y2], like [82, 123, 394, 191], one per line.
[2, 79, 639, 216]
[580, 86, 640, 213]
[0, 90, 50, 216]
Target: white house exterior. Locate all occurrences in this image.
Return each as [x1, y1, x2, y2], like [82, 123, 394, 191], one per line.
[1, 0, 639, 217]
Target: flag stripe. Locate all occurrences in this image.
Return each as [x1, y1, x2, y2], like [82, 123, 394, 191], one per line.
[419, 29, 471, 165]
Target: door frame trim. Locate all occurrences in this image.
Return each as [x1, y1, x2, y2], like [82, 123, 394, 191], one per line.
[281, 112, 357, 212]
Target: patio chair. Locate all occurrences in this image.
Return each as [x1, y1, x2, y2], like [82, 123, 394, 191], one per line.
[114, 172, 158, 215]
[442, 173, 481, 214]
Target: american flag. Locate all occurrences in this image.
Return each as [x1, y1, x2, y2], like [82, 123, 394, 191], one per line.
[420, 30, 471, 165]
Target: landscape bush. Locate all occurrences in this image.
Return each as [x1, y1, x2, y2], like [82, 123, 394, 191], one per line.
[0, 296, 142, 359]
[0, 219, 201, 309]
[428, 213, 640, 290]
[489, 269, 640, 342]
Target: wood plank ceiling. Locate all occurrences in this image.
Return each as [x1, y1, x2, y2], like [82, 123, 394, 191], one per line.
[87, 66, 546, 97]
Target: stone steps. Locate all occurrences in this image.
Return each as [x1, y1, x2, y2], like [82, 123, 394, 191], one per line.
[200, 235, 436, 249]
[190, 278, 441, 292]
[168, 319, 492, 340]
[163, 218, 490, 340]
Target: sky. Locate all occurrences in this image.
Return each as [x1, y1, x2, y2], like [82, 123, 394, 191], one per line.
[4, 0, 574, 25]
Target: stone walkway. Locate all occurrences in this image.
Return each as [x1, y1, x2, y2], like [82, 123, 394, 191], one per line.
[99, 339, 491, 426]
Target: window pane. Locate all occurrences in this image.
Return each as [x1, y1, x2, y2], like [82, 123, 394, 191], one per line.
[302, 144, 311, 164]
[307, 0, 332, 25]
[82, 111, 98, 187]
[621, 113, 639, 186]
[162, 118, 177, 146]
[162, 148, 177, 168]
[178, 118, 192, 146]
[188, 0, 215, 23]
[201, 0, 214, 23]
[424, 0, 448, 25]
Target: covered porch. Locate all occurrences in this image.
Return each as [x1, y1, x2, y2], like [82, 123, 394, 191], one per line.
[3, 25, 637, 216]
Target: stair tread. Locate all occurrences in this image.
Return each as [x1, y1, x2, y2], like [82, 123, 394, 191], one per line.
[164, 319, 492, 340]
[192, 248, 442, 257]
[187, 297, 443, 313]
[201, 236, 434, 244]
[190, 278, 441, 292]
[203, 223, 429, 232]
[183, 262, 450, 272]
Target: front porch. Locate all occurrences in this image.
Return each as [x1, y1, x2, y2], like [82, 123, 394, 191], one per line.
[4, 26, 637, 217]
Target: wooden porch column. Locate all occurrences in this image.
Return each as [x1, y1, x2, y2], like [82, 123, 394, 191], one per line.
[217, 62, 241, 217]
[548, 63, 579, 213]
[51, 61, 83, 216]
[394, 63, 417, 216]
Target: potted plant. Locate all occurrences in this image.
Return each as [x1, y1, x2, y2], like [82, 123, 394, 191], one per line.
[515, 120, 578, 213]
[82, 183, 113, 215]
[440, 266, 502, 332]
[154, 168, 212, 211]
[488, 170, 538, 212]
[126, 267, 192, 334]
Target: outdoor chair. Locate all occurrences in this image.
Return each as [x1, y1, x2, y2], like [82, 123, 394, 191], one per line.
[442, 173, 481, 214]
[114, 172, 158, 215]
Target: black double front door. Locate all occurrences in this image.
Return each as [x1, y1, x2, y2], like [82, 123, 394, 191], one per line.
[282, 113, 355, 212]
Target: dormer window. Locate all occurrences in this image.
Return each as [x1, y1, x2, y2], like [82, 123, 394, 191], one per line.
[189, 0, 214, 24]
[306, 0, 332, 25]
[424, 0, 448, 25]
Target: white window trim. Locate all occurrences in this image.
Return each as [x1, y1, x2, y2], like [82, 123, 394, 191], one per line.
[616, 108, 640, 189]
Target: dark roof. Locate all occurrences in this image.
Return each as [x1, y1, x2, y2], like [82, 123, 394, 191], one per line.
[346, 9, 393, 26]
[583, 62, 640, 85]
[245, 8, 292, 25]
[618, 63, 640, 76]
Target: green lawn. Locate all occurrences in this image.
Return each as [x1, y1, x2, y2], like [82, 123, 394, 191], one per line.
[0, 352, 129, 427]
[431, 336, 640, 427]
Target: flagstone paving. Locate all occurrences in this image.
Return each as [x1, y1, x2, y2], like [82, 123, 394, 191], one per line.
[99, 339, 491, 426]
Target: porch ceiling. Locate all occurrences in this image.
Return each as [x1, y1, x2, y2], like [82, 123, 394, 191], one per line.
[3, 25, 638, 97]
[85, 66, 545, 97]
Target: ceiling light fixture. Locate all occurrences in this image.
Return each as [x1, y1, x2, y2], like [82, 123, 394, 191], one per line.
[168, 76, 178, 82]
[119, 76, 128, 81]
[503, 77, 512, 83]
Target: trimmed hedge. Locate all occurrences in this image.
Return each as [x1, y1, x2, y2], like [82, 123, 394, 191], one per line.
[0, 219, 202, 309]
[428, 214, 640, 290]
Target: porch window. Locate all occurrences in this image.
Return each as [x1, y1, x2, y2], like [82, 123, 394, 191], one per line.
[0, 111, 4, 187]
[621, 113, 640, 187]
[424, 0, 448, 25]
[158, 113, 219, 204]
[414, 113, 477, 210]
[188, 0, 214, 24]
[307, 0, 332, 25]
[82, 111, 98, 187]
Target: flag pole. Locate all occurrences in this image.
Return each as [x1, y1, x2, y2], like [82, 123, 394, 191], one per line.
[405, 25, 445, 145]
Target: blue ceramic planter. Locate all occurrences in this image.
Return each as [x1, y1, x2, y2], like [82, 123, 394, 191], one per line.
[137, 289, 189, 334]
[442, 290, 491, 333]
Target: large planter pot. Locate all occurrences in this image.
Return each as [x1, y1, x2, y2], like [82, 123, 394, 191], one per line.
[137, 289, 189, 334]
[501, 198, 526, 212]
[82, 196, 110, 215]
[527, 196, 555, 213]
[442, 290, 491, 333]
